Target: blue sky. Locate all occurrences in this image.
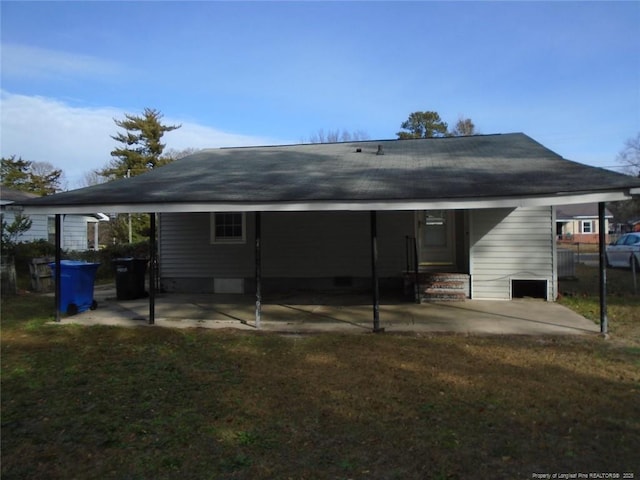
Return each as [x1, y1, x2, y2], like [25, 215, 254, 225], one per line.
[1, 1, 639, 188]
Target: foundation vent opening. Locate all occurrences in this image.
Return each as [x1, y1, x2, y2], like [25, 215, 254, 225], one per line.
[511, 279, 547, 300]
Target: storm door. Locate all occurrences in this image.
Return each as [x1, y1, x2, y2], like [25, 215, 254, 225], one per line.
[416, 210, 456, 267]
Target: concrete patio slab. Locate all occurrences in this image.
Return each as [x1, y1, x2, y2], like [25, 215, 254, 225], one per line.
[49, 284, 599, 336]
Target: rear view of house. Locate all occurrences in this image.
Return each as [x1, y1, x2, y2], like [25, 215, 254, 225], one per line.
[151, 134, 639, 302]
[18, 133, 640, 308]
[160, 206, 558, 301]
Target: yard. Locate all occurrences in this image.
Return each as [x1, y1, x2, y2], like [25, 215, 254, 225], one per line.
[1, 264, 639, 479]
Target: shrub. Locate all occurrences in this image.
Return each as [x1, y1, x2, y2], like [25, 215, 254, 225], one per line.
[11, 240, 151, 285]
[71, 241, 150, 281]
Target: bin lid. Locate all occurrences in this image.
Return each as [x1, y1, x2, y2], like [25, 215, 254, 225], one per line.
[49, 260, 101, 268]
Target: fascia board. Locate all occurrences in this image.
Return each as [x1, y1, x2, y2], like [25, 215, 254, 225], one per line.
[20, 190, 633, 215]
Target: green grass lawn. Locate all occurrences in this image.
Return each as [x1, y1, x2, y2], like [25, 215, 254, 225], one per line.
[559, 263, 640, 345]
[2, 265, 639, 479]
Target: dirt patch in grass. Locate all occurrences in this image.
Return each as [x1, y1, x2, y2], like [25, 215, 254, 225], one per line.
[2, 284, 640, 479]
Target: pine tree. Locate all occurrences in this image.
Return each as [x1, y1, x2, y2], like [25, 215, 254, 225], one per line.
[396, 111, 478, 139]
[1, 156, 63, 195]
[99, 108, 180, 244]
[100, 108, 181, 180]
[396, 111, 449, 139]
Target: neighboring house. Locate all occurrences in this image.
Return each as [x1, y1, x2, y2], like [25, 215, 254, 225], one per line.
[1, 186, 106, 251]
[619, 217, 640, 234]
[609, 217, 640, 236]
[556, 203, 613, 244]
[18, 133, 640, 303]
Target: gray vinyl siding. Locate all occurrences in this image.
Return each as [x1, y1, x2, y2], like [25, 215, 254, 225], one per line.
[62, 215, 91, 251]
[159, 211, 413, 289]
[470, 207, 555, 300]
[1, 212, 89, 250]
[262, 211, 413, 277]
[159, 212, 254, 279]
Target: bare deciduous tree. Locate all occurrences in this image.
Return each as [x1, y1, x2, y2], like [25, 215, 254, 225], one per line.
[162, 147, 202, 161]
[609, 132, 640, 228]
[617, 132, 640, 176]
[307, 129, 370, 144]
[80, 170, 106, 188]
[450, 116, 477, 136]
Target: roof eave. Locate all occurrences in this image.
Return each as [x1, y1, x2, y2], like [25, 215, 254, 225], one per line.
[19, 189, 635, 215]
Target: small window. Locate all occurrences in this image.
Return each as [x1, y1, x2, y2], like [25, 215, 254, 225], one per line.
[423, 210, 448, 247]
[211, 213, 245, 244]
[580, 220, 593, 234]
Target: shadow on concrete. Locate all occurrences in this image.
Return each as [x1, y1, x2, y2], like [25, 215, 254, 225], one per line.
[48, 284, 599, 336]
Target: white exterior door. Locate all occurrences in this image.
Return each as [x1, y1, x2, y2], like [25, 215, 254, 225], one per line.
[417, 210, 456, 267]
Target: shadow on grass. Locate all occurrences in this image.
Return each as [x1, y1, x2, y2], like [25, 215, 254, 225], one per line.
[2, 309, 639, 479]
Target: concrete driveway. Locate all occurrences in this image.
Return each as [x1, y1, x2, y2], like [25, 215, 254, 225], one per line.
[51, 284, 600, 336]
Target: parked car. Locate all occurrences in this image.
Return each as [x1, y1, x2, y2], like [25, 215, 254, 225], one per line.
[606, 233, 640, 269]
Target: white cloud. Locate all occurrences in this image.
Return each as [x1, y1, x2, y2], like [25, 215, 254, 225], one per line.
[162, 118, 278, 152]
[1, 91, 118, 187]
[1, 43, 125, 80]
[0, 91, 278, 188]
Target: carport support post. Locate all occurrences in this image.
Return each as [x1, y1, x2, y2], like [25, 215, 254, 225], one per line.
[598, 202, 608, 335]
[54, 214, 62, 322]
[370, 211, 382, 333]
[149, 212, 156, 325]
[255, 212, 262, 329]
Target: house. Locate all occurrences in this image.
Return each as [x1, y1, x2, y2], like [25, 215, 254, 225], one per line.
[612, 217, 640, 234]
[17, 133, 640, 313]
[556, 203, 613, 244]
[1, 186, 107, 251]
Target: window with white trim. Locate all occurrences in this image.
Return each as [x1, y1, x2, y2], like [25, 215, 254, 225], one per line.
[580, 220, 593, 234]
[210, 213, 246, 244]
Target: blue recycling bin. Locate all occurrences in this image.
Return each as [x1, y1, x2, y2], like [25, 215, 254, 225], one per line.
[49, 260, 100, 315]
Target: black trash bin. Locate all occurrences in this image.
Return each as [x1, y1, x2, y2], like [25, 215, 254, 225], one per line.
[113, 258, 148, 300]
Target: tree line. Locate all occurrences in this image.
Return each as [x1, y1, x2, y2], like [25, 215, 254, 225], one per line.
[396, 111, 477, 139]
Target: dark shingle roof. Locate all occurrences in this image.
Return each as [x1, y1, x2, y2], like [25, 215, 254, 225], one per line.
[0, 186, 40, 204]
[17, 133, 640, 211]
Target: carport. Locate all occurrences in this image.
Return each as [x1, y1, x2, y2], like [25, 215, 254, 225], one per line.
[17, 134, 640, 335]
